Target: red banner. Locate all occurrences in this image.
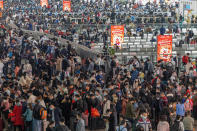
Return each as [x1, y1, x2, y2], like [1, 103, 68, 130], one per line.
[40, 0, 48, 7]
[0, 1, 3, 10]
[157, 35, 173, 62]
[63, 0, 71, 12]
[111, 25, 124, 48]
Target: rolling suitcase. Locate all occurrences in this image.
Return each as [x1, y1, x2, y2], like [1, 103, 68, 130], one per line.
[96, 117, 106, 129]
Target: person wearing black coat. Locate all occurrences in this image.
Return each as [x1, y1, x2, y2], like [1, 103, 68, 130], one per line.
[108, 107, 118, 131]
[152, 95, 161, 128]
[62, 58, 69, 71]
[29, 55, 36, 75]
[162, 68, 170, 82]
[88, 94, 100, 130]
[60, 96, 72, 127]
[47, 104, 63, 127]
[72, 95, 84, 112]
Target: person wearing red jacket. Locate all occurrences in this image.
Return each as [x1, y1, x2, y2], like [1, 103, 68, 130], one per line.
[12, 100, 24, 131]
[182, 53, 190, 65]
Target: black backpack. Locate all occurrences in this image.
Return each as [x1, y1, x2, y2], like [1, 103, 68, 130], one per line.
[33, 104, 47, 120]
[111, 60, 116, 68]
[170, 120, 181, 131]
[116, 100, 122, 113]
[82, 99, 88, 112]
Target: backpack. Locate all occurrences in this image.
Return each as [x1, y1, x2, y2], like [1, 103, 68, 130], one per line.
[170, 120, 181, 131]
[111, 60, 116, 68]
[82, 99, 88, 112]
[116, 100, 122, 113]
[33, 104, 47, 120]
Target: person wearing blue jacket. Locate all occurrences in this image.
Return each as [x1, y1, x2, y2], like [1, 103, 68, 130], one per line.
[176, 100, 185, 117]
[160, 25, 166, 35]
[131, 67, 139, 85]
[23, 104, 33, 131]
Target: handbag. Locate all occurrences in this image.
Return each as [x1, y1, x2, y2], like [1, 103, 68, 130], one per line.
[11, 116, 16, 123]
[91, 107, 100, 117]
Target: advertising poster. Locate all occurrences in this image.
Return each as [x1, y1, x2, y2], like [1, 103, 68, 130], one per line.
[63, 0, 71, 12]
[0, 1, 3, 10]
[157, 35, 173, 62]
[40, 0, 48, 7]
[111, 25, 124, 48]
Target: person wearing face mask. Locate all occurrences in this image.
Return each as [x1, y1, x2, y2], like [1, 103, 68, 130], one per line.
[103, 96, 111, 118]
[12, 99, 24, 131]
[23, 103, 33, 131]
[136, 112, 152, 131]
[184, 98, 192, 112]
[48, 103, 63, 127]
[47, 104, 55, 123]
[95, 90, 102, 102]
[168, 103, 174, 111]
[72, 94, 84, 112]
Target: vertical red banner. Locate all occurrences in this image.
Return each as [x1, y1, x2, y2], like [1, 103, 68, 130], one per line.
[111, 25, 124, 48]
[157, 35, 173, 62]
[40, 0, 48, 7]
[63, 0, 71, 12]
[0, 1, 3, 10]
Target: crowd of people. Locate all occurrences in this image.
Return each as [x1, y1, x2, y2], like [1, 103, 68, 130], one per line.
[0, 0, 197, 131]
[3, 0, 197, 48]
[0, 24, 197, 131]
